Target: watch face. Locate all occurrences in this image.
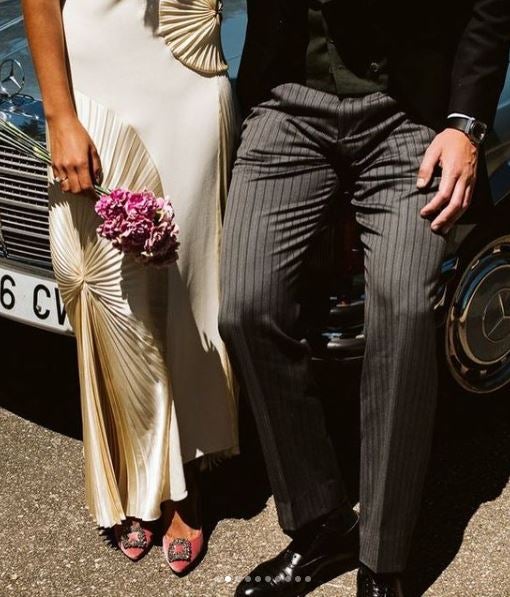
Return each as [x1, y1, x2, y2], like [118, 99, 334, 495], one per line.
[470, 120, 488, 143]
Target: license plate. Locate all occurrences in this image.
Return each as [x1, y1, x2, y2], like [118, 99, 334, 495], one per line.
[0, 264, 72, 334]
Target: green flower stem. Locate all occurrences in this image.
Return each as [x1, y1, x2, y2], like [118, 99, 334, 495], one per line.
[0, 119, 110, 197]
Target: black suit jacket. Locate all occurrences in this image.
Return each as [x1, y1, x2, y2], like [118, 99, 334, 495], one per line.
[238, 0, 509, 129]
[237, 0, 510, 217]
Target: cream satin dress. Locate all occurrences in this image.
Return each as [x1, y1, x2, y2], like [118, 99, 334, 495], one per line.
[48, 0, 238, 528]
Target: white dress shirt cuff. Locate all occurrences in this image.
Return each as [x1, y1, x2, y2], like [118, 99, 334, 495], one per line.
[447, 113, 474, 120]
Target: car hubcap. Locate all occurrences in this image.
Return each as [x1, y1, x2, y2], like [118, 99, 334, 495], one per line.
[446, 235, 510, 393]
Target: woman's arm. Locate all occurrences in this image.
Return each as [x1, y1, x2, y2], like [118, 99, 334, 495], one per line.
[22, 0, 101, 194]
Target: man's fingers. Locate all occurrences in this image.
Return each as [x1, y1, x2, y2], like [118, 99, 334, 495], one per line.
[419, 128, 478, 231]
[420, 170, 458, 217]
[462, 180, 475, 209]
[430, 179, 468, 232]
[417, 145, 440, 189]
[420, 190, 449, 217]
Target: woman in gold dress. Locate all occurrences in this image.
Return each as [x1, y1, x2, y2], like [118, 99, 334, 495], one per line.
[22, 0, 238, 573]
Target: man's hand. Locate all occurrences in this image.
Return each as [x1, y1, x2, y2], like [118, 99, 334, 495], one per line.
[417, 128, 479, 234]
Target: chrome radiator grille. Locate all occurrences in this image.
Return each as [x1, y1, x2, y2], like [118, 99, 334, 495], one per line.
[0, 144, 52, 270]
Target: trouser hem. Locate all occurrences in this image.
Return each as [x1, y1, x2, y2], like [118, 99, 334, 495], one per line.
[277, 478, 350, 532]
[359, 535, 410, 574]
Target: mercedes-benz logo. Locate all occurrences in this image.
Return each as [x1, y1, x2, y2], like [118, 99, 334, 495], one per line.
[483, 288, 510, 342]
[0, 58, 25, 99]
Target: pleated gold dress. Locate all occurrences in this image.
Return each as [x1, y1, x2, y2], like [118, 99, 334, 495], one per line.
[48, 0, 238, 528]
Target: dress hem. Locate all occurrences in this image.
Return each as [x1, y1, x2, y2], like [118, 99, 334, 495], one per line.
[93, 445, 240, 528]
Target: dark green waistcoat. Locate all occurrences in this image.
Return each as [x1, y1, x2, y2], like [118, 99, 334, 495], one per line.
[306, 1, 389, 96]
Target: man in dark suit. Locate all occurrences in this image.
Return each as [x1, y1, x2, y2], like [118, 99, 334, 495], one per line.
[219, 1, 510, 595]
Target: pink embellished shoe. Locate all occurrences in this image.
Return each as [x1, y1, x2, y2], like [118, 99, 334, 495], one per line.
[113, 518, 154, 562]
[162, 530, 204, 575]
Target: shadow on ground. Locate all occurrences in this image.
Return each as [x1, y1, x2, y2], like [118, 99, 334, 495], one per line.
[1, 316, 509, 596]
[406, 383, 510, 596]
[315, 360, 510, 596]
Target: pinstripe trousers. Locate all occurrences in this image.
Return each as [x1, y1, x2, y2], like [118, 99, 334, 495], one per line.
[219, 83, 447, 572]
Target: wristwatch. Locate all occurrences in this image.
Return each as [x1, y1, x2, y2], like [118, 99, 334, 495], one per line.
[446, 115, 488, 146]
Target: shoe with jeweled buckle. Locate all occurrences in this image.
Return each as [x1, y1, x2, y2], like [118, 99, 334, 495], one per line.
[163, 530, 204, 575]
[113, 518, 154, 562]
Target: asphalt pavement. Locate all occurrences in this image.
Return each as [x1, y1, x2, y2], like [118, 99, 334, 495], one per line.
[0, 316, 509, 597]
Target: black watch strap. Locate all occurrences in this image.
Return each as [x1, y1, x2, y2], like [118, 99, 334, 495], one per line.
[446, 116, 487, 145]
[447, 116, 471, 134]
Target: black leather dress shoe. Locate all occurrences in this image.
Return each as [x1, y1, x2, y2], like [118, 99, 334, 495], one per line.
[235, 512, 359, 597]
[356, 565, 404, 597]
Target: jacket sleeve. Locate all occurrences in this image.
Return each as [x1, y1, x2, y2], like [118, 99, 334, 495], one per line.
[448, 0, 510, 127]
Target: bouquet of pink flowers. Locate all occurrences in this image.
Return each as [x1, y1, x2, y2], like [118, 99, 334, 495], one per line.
[95, 189, 180, 266]
[0, 116, 180, 266]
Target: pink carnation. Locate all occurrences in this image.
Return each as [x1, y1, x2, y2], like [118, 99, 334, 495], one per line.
[143, 220, 180, 264]
[95, 188, 129, 220]
[95, 188, 180, 266]
[125, 191, 159, 220]
[97, 214, 124, 241]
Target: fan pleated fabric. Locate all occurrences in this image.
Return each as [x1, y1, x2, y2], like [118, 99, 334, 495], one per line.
[159, 0, 228, 75]
[50, 0, 239, 529]
[49, 92, 187, 527]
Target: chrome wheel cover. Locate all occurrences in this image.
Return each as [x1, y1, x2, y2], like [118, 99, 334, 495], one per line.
[446, 235, 510, 393]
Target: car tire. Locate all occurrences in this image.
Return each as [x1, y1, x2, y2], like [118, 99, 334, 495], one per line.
[441, 209, 510, 397]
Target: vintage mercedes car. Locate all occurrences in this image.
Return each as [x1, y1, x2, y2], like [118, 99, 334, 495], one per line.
[1, 3, 510, 396]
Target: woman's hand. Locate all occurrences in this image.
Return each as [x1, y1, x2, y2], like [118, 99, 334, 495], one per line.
[48, 116, 102, 195]
[22, 0, 101, 194]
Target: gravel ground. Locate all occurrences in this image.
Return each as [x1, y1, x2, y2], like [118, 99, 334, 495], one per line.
[0, 317, 509, 597]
